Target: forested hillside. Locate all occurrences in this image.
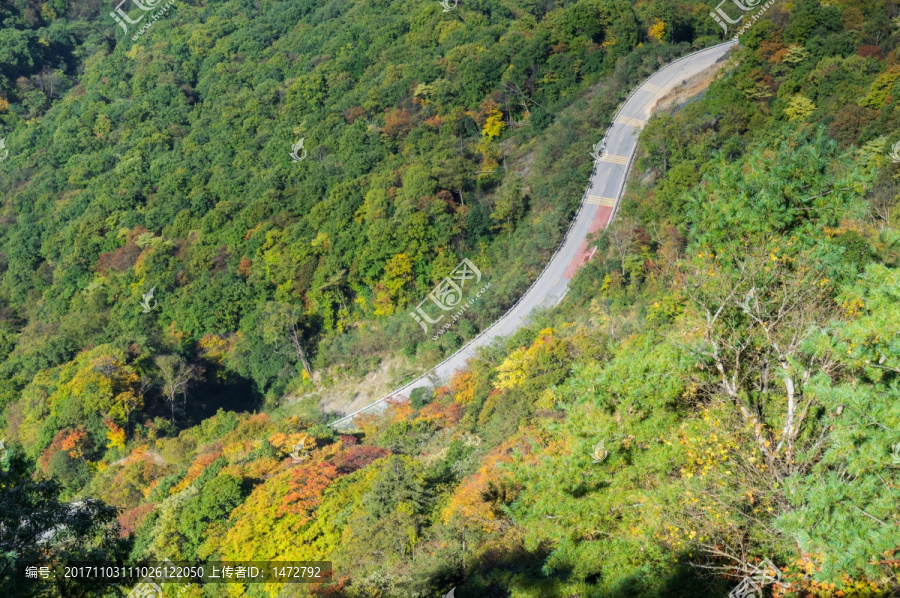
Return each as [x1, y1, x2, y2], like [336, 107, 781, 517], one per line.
[2, 0, 900, 596]
[0, 0, 723, 498]
[0, 0, 720, 422]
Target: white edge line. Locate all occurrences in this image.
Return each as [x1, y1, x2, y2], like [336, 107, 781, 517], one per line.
[330, 40, 738, 429]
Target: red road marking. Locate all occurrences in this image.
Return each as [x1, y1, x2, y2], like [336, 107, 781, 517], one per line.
[562, 205, 613, 279]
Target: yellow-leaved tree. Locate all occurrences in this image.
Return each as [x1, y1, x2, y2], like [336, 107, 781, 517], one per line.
[373, 252, 414, 316]
[495, 328, 570, 391]
[784, 95, 816, 121]
[482, 109, 505, 139]
[648, 19, 666, 42]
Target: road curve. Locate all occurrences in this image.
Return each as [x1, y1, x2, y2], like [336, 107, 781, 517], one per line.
[332, 40, 738, 430]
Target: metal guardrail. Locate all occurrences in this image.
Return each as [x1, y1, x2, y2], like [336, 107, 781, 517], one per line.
[329, 40, 738, 430]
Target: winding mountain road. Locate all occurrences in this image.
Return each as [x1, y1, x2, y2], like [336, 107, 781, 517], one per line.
[332, 40, 738, 429]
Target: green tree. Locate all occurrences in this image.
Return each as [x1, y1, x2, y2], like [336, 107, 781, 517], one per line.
[0, 450, 126, 597]
[178, 474, 247, 560]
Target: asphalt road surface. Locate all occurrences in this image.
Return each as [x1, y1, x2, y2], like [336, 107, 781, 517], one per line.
[332, 40, 739, 429]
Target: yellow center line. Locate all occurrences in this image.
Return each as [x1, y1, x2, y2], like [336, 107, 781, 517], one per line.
[599, 154, 629, 165]
[586, 195, 617, 207]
